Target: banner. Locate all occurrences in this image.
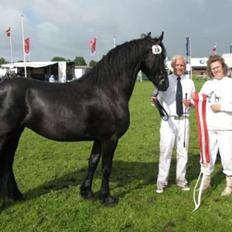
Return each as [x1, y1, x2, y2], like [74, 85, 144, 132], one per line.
[5, 27, 11, 37]
[89, 37, 97, 55]
[185, 37, 191, 58]
[24, 37, 30, 54]
[212, 42, 217, 55]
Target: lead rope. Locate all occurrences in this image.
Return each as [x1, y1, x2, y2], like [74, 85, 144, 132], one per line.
[152, 90, 169, 121]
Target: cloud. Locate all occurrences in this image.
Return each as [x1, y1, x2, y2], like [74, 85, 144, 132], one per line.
[0, 0, 232, 63]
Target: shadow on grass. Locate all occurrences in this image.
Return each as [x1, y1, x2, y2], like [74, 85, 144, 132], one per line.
[22, 153, 203, 200]
[0, 153, 225, 211]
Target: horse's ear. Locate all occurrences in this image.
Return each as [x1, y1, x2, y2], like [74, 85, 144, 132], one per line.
[158, 32, 164, 42]
[140, 32, 151, 39]
[140, 33, 147, 38]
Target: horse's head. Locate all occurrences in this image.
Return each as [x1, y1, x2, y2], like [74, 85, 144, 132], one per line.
[140, 32, 169, 91]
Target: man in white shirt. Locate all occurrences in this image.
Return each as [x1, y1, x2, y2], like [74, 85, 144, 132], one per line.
[152, 55, 195, 193]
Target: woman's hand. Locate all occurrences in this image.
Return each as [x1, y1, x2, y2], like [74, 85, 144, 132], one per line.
[183, 99, 192, 107]
[211, 103, 221, 112]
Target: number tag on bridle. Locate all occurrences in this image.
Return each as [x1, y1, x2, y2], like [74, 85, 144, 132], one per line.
[152, 45, 162, 55]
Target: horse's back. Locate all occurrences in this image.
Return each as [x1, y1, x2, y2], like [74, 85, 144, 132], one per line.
[0, 78, 129, 141]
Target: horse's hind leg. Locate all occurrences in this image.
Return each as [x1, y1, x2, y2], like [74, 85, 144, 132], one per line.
[0, 128, 24, 205]
[80, 140, 101, 199]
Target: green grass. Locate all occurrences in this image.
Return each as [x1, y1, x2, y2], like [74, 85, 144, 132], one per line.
[1, 77, 232, 231]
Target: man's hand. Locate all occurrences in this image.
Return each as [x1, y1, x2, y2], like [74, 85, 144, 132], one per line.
[151, 96, 157, 102]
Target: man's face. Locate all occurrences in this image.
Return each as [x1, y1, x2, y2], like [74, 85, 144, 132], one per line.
[173, 59, 186, 76]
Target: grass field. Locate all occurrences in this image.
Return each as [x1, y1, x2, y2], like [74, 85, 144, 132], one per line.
[1, 77, 232, 231]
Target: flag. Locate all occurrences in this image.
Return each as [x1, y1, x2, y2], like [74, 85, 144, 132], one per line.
[212, 42, 217, 55]
[89, 37, 97, 54]
[185, 37, 190, 57]
[24, 37, 30, 54]
[5, 27, 11, 37]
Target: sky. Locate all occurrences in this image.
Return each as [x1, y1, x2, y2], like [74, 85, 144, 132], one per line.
[0, 0, 232, 64]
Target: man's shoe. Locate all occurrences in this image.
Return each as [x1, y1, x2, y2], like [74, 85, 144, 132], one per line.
[181, 184, 190, 191]
[177, 183, 190, 191]
[156, 185, 164, 194]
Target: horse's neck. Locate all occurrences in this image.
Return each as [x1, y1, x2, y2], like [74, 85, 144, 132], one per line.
[124, 64, 141, 99]
[87, 44, 144, 99]
[111, 62, 141, 100]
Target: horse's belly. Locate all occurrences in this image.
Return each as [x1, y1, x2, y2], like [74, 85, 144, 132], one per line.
[26, 119, 112, 142]
[25, 118, 86, 141]
[24, 105, 129, 142]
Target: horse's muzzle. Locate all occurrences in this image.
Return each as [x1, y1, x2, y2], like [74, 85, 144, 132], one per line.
[157, 75, 169, 91]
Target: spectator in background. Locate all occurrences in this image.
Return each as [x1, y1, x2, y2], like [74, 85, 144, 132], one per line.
[49, 74, 55, 83]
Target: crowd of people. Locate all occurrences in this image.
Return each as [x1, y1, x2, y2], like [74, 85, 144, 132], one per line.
[152, 54, 232, 197]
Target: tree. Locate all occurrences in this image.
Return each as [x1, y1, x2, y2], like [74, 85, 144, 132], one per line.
[51, 56, 66, 61]
[74, 56, 87, 66]
[89, 60, 98, 67]
[0, 57, 7, 65]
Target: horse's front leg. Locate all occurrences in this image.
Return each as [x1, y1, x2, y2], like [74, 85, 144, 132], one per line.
[99, 138, 118, 205]
[80, 141, 101, 199]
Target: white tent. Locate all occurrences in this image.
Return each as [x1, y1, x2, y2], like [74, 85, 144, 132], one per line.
[1, 61, 72, 82]
[1, 61, 57, 69]
[222, 53, 232, 68]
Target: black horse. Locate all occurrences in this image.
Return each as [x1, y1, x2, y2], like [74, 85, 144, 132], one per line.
[0, 32, 168, 205]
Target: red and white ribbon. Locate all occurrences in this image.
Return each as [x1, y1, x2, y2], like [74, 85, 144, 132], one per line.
[193, 92, 210, 164]
[192, 92, 210, 211]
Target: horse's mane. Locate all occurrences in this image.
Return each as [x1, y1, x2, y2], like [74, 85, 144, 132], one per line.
[76, 33, 165, 85]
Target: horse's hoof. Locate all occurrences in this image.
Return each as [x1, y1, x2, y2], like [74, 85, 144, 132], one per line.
[14, 191, 24, 201]
[0, 190, 24, 207]
[100, 195, 118, 206]
[80, 188, 94, 200]
[0, 195, 24, 209]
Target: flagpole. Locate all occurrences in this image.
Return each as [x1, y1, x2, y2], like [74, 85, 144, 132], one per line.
[113, 36, 116, 48]
[189, 37, 192, 79]
[9, 34, 13, 63]
[21, 14, 27, 78]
